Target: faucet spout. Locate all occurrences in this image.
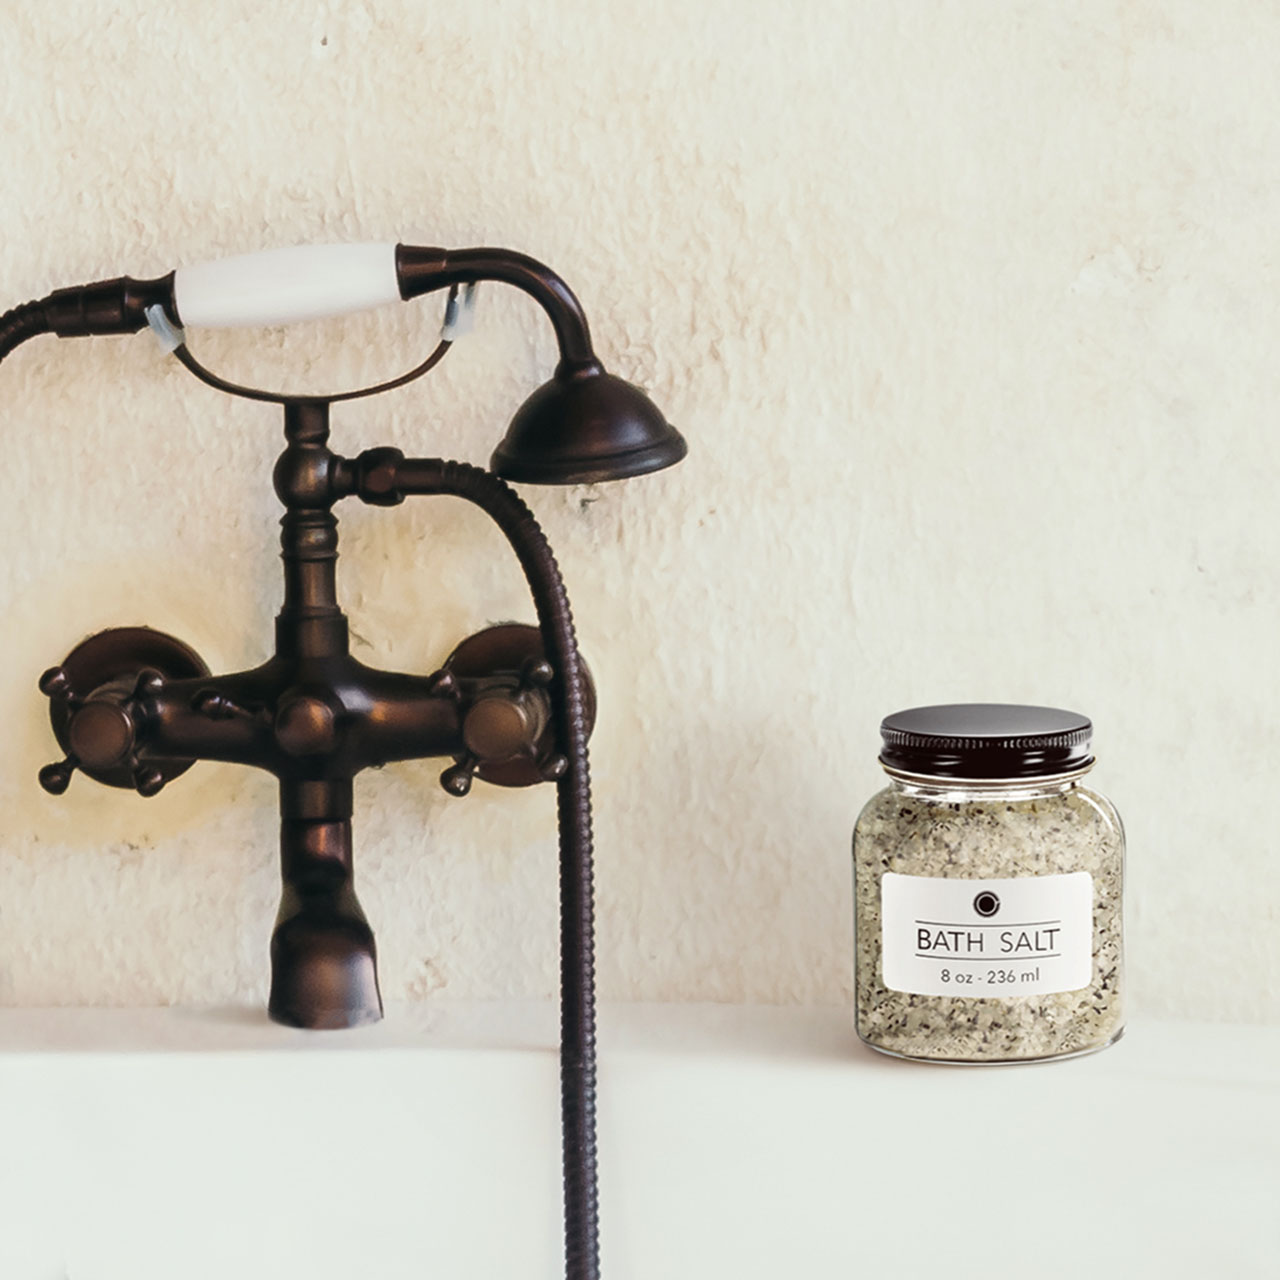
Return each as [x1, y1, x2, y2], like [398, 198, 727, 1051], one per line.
[270, 781, 381, 1029]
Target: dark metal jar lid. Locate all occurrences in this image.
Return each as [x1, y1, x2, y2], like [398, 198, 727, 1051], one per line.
[879, 704, 1094, 780]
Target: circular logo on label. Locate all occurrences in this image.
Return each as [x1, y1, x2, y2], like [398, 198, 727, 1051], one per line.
[973, 891, 1001, 918]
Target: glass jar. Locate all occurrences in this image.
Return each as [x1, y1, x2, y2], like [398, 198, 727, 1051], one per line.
[853, 703, 1124, 1064]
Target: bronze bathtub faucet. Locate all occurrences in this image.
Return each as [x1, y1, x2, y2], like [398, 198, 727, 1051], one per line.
[1, 241, 686, 1280]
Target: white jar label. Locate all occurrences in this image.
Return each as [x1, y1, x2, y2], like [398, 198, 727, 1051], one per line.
[880, 872, 1094, 997]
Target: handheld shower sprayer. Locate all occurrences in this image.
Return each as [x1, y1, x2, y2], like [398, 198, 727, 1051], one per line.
[1, 239, 686, 1280]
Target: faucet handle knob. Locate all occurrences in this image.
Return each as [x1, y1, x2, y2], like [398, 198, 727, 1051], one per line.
[439, 756, 477, 797]
[39, 666, 80, 707]
[132, 764, 167, 798]
[38, 756, 78, 795]
[39, 628, 209, 794]
[520, 657, 555, 689]
[426, 669, 459, 701]
[538, 753, 569, 781]
[131, 668, 165, 700]
[440, 625, 595, 790]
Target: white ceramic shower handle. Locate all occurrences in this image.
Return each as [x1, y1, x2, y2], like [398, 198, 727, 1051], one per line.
[172, 243, 402, 329]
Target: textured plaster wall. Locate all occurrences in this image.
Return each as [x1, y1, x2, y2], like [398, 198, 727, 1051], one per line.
[1, 1, 1277, 1024]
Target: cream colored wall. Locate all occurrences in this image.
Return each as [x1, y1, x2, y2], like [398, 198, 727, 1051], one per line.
[1, 2, 1276, 1023]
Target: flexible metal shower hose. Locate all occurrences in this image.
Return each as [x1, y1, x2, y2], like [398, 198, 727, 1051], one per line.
[390, 457, 601, 1280]
[0, 299, 52, 362]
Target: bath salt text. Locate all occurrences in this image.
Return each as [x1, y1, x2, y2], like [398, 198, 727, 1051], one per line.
[916, 927, 1060, 956]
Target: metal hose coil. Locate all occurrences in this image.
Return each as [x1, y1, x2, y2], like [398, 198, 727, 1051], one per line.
[396, 459, 601, 1280]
